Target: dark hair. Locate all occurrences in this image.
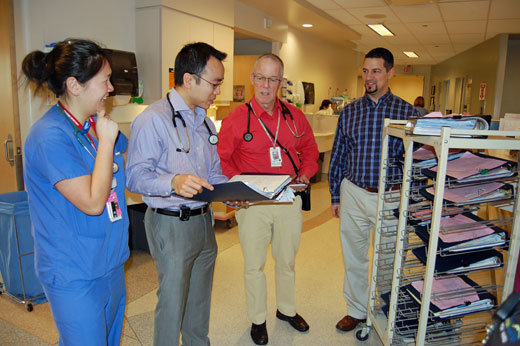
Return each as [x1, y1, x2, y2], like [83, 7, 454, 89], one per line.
[319, 99, 332, 110]
[365, 47, 394, 71]
[174, 42, 227, 86]
[414, 96, 425, 107]
[21, 39, 107, 97]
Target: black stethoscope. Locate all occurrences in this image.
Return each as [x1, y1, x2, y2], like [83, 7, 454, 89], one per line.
[244, 100, 304, 142]
[166, 93, 218, 153]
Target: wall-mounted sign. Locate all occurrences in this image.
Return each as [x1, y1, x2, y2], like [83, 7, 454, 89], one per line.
[479, 82, 486, 101]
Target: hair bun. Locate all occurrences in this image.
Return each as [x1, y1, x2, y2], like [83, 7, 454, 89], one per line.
[21, 50, 48, 83]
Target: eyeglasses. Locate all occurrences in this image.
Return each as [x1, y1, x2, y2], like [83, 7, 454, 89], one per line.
[193, 73, 223, 90]
[253, 74, 283, 85]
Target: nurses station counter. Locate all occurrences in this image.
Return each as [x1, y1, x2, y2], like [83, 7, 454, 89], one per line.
[305, 113, 338, 181]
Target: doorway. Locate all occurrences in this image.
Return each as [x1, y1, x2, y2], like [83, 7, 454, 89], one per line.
[0, 0, 23, 193]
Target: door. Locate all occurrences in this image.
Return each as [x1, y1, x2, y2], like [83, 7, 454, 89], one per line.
[0, 0, 23, 193]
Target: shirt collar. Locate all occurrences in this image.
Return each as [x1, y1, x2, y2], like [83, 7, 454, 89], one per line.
[168, 88, 206, 121]
[250, 96, 282, 118]
[363, 88, 393, 106]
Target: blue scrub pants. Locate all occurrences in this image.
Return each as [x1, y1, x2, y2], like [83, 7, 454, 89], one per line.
[42, 265, 126, 346]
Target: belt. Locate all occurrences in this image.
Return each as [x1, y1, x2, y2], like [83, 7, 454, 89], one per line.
[152, 204, 209, 221]
[361, 185, 401, 193]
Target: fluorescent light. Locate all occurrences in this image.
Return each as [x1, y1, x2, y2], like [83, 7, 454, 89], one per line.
[302, 23, 313, 28]
[367, 24, 394, 37]
[403, 51, 419, 58]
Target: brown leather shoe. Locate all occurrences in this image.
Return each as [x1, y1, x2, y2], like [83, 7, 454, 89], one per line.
[336, 315, 366, 332]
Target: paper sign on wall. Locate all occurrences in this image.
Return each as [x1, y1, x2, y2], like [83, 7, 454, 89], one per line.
[479, 83, 486, 101]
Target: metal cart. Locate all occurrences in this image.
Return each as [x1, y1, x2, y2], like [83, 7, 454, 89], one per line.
[362, 121, 520, 345]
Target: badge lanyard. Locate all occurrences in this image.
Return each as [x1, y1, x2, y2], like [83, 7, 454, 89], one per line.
[56, 102, 122, 222]
[249, 104, 282, 167]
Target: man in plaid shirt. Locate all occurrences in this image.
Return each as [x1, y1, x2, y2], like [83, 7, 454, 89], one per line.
[329, 47, 418, 332]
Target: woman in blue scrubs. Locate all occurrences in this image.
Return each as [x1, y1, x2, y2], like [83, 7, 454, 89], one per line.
[21, 39, 129, 346]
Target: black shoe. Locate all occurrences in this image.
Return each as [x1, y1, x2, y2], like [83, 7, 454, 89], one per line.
[251, 322, 268, 345]
[276, 310, 310, 332]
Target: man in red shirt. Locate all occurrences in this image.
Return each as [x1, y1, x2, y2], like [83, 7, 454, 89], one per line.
[218, 54, 319, 345]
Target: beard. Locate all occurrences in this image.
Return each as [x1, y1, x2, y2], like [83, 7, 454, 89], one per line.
[365, 83, 378, 94]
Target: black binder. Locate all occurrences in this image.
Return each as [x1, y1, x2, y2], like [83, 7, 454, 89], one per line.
[411, 246, 503, 275]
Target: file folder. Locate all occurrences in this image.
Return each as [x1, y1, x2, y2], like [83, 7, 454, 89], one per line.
[404, 275, 496, 319]
[413, 212, 507, 253]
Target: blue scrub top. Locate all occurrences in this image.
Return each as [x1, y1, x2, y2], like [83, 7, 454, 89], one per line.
[23, 105, 129, 286]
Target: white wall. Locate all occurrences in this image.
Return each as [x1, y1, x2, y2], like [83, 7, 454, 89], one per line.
[278, 29, 359, 113]
[14, 0, 136, 142]
[14, 0, 361, 141]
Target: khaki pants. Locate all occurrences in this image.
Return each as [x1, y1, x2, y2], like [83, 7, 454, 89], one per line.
[339, 179, 398, 319]
[236, 196, 302, 324]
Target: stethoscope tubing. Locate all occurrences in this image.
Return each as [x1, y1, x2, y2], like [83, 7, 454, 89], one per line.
[244, 100, 304, 142]
[166, 93, 218, 152]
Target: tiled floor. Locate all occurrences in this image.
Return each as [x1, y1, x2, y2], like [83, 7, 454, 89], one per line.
[0, 178, 382, 346]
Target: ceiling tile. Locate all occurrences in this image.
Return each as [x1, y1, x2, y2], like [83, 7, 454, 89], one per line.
[453, 43, 478, 53]
[406, 22, 447, 35]
[347, 6, 401, 24]
[489, 0, 520, 20]
[325, 8, 363, 25]
[390, 4, 442, 23]
[426, 44, 454, 53]
[487, 19, 520, 33]
[384, 35, 421, 44]
[450, 33, 485, 43]
[445, 20, 487, 34]
[333, 0, 387, 9]
[439, 1, 489, 21]
[416, 33, 451, 44]
[304, 0, 341, 10]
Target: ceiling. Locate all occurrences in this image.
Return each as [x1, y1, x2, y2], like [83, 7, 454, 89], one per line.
[236, 0, 520, 65]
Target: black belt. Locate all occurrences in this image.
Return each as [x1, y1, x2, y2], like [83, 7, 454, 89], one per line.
[354, 182, 401, 193]
[152, 204, 209, 221]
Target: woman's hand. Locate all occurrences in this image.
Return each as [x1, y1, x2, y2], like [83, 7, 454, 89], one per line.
[95, 109, 119, 145]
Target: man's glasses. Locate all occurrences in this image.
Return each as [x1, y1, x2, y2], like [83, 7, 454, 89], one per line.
[253, 74, 283, 85]
[193, 73, 223, 90]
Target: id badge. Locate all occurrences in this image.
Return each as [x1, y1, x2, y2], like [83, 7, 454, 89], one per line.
[270, 146, 282, 167]
[106, 191, 123, 222]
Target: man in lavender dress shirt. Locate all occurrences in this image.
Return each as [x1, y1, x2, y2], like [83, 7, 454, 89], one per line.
[126, 42, 228, 346]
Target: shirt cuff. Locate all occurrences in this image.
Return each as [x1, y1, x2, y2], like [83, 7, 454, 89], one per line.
[158, 173, 176, 196]
[331, 196, 340, 205]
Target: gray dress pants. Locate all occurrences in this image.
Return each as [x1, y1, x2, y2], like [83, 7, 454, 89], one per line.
[144, 208, 217, 346]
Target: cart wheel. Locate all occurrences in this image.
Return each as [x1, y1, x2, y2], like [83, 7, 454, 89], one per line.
[26, 303, 33, 312]
[356, 328, 369, 341]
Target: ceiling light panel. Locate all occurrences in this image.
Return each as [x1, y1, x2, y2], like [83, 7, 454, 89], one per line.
[403, 51, 419, 58]
[368, 24, 395, 36]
